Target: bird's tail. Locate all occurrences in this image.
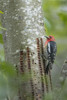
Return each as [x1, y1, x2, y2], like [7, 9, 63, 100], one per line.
[45, 62, 52, 74]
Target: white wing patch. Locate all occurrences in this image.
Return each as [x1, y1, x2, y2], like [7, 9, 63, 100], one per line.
[48, 42, 51, 53]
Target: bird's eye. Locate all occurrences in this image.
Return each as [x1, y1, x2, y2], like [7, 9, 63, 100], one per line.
[49, 36, 52, 38]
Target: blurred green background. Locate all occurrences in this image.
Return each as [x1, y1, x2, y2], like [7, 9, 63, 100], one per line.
[43, 1, 67, 99]
[43, 0, 67, 89]
[43, 0, 67, 38]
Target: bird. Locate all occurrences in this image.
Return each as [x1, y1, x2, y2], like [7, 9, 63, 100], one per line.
[42, 35, 57, 74]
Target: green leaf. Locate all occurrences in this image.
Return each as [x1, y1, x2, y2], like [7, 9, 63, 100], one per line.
[0, 34, 3, 44]
[0, 26, 7, 30]
[0, 11, 4, 14]
[0, 62, 17, 78]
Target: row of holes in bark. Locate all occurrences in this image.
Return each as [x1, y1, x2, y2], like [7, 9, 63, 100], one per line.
[40, 38, 52, 92]
[16, 38, 53, 100]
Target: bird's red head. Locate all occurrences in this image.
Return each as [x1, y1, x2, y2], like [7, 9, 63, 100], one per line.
[45, 35, 55, 46]
[48, 35, 55, 41]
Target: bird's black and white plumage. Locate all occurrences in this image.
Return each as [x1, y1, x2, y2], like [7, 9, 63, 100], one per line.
[43, 36, 57, 74]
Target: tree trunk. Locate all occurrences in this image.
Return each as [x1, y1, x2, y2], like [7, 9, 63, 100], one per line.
[0, 0, 46, 100]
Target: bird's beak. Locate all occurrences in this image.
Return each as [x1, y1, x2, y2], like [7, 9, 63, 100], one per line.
[44, 36, 49, 39]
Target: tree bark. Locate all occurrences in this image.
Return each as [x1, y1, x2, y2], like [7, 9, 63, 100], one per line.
[0, 0, 46, 100]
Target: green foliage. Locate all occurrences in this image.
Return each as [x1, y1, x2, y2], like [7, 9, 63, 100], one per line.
[43, 79, 67, 100]
[0, 34, 3, 44]
[43, 0, 67, 37]
[0, 62, 16, 77]
[0, 72, 7, 99]
[0, 26, 7, 30]
[0, 11, 4, 14]
[44, 92, 53, 100]
[0, 61, 32, 99]
[0, 62, 17, 99]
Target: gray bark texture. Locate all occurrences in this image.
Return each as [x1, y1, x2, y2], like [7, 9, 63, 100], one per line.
[0, 0, 46, 100]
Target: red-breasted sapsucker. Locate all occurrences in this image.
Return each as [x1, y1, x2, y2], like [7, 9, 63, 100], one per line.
[42, 35, 57, 74]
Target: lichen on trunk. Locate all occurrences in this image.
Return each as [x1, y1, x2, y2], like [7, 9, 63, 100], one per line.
[0, 0, 46, 100]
